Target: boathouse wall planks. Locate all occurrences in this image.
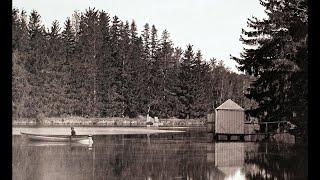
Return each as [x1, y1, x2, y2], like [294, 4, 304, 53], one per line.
[215, 99, 245, 135]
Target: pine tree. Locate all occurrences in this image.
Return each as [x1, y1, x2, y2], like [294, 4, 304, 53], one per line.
[106, 15, 125, 117]
[12, 9, 29, 51]
[122, 21, 145, 117]
[96, 11, 111, 117]
[145, 25, 159, 114]
[12, 9, 31, 119]
[165, 47, 183, 117]
[74, 8, 101, 116]
[190, 50, 211, 117]
[44, 20, 65, 117]
[141, 23, 151, 59]
[176, 44, 195, 119]
[119, 21, 131, 117]
[156, 30, 175, 117]
[232, 0, 308, 140]
[25, 10, 48, 118]
[61, 18, 77, 116]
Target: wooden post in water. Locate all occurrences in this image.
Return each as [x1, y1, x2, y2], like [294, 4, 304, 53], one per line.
[207, 110, 215, 141]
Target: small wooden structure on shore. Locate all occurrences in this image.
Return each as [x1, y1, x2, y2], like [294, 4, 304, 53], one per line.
[207, 99, 296, 142]
[214, 99, 245, 141]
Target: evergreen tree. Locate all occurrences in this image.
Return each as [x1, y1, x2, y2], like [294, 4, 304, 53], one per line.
[145, 24, 159, 114]
[124, 21, 145, 117]
[119, 21, 131, 117]
[107, 15, 125, 117]
[25, 10, 48, 118]
[14, 10, 29, 51]
[191, 50, 211, 117]
[165, 47, 183, 117]
[232, 0, 308, 140]
[155, 30, 175, 117]
[176, 45, 195, 119]
[141, 23, 151, 59]
[44, 20, 65, 117]
[61, 18, 77, 116]
[96, 11, 111, 117]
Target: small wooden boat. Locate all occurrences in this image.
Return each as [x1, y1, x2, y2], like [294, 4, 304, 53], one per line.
[21, 132, 90, 142]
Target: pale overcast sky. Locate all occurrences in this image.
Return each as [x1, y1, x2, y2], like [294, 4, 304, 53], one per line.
[12, 0, 267, 73]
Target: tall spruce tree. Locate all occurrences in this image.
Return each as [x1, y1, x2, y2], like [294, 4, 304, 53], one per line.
[141, 23, 151, 59]
[140, 23, 152, 114]
[107, 15, 124, 117]
[176, 45, 195, 119]
[125, 21, 145, 117]
[44, 20, 65, 117]
[61, 18, 77, 116]
[76, 8, 101, 116]
[165, 47, 183, 117]
[26, 10, 48, 118]
[191, 50, 211, 117]
[145, 25, 159, 115]
[96, 11, 111, 117]
[119, 21, 131, 117]
[156, 30, 175, 117]
[232, 0, 308, 140]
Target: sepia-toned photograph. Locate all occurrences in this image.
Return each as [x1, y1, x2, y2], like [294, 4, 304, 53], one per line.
[12, 0, 308, 179]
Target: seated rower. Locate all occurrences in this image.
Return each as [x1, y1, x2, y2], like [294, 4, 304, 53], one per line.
[71, 127, 76, 136]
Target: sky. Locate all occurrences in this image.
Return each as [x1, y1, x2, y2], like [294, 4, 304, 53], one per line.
[12, 0, 268, 73]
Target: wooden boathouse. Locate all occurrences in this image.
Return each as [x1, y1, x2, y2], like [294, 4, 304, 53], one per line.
[207, 99, 296, 142]
[214, 99, 245, 141]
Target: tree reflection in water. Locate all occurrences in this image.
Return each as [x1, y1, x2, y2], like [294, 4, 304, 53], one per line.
[12, 134, 307, 180]
[244, 142, 307, 179]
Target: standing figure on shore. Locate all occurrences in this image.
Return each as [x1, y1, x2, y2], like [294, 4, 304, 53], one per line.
[71, 127, 76, 136]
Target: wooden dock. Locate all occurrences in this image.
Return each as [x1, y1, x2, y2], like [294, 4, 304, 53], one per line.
[208, 120, 294, 142]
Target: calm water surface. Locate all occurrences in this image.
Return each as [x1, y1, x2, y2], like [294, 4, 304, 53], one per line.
[12, 128, 307, 180]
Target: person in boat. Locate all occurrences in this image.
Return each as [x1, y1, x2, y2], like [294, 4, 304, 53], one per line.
[71, 127, 76, 136]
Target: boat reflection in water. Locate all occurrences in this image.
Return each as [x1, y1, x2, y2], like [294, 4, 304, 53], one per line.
[21, 139, 93, 149]
[12, 133, 307, 180]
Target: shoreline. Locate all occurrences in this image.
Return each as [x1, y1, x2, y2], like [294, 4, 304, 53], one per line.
[12, 116, 206, 127]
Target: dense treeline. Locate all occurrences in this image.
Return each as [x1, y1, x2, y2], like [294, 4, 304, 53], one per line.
[232, 0, 308, 140]
[12, 8, 254, 119]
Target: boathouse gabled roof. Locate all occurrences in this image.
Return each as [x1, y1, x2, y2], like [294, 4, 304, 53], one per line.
[216, 99, 244, 111]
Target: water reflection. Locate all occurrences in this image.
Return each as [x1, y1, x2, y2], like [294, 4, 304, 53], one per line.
[12, 134, 307, 180]
[214, 142, 245, 180]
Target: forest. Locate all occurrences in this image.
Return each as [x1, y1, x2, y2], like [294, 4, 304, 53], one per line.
[12, 0, 307, 140]
[12, 8, 254, 120]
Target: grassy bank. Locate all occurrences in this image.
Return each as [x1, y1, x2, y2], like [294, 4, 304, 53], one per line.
[12, 116, 206, 127]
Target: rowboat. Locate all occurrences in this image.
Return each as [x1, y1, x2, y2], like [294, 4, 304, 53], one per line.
[20, 132, 92, 143]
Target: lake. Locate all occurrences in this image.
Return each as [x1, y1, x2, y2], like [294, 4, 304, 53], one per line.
[12, 127, 307, 180]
